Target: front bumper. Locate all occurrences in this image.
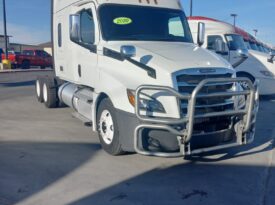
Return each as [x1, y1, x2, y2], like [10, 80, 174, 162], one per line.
[134, 78, 259, 157]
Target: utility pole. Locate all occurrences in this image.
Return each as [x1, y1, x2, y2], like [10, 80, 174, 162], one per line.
[190, 0, 193, 17]
[231, 14, 237, 27]
[2, 0, 8, 59]
[253, 29, 258, 37]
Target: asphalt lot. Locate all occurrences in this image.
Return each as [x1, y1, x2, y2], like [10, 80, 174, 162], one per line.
[0, 82, 275, 205]
[0, 68, 54, 84]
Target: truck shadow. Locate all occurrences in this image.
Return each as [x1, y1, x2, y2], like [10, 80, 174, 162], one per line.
[67, 162, 275, 205]
[0, 141, 101, 205]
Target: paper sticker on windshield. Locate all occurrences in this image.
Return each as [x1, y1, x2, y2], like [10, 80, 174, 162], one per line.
[113, 17, 132, 25]
[227, 36, 233, 41]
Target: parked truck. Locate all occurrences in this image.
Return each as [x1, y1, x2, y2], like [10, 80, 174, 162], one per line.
[188, 16, 275, 95]
[36, 0, 259, 157]
[1, 49, 52, 69]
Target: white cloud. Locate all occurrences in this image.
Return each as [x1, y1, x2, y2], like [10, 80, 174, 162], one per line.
[0, 21, 50, 45]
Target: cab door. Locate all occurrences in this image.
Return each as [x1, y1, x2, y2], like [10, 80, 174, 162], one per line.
[70, 2, 99, 88]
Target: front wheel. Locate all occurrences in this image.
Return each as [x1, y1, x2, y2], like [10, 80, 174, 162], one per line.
[237, 73, 255, 90]
[97, 98, 124, 156]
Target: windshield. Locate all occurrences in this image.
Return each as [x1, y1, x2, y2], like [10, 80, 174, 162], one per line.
[99, 4, 193, 43]
[244, 41, 251, 49]
[263, 47, 270, 53]
[250, 42, 259, 51]
[225, 34, 246, 51]
[257, 44, 264, 52]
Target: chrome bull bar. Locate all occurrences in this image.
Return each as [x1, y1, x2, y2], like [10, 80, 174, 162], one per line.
[134, 78, 259, 157]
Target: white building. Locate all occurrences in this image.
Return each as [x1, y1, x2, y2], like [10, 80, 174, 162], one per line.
[0, 35, 10, 50]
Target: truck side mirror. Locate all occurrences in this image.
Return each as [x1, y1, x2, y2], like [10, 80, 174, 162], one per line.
[268, 51, 275, 63]
[232, 49, 249, 68]
[214, 38, 228, 55]
[120, 46, 136, 58]
[237, 49, 249, 59]
[70, 14, 81, 42]
[197, 22, 205, 47]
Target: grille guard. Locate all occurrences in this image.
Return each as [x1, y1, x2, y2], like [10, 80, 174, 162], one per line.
[134, 78, 259, 157]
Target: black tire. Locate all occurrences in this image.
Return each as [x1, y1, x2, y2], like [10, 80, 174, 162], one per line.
[40, 66, 46, 69]
[21, 60, 30, 69]
[11, 64, 17, 69]
[42, 77, 59, 108]
[97, 98, 124, 156]
[35, 77, 44, 103]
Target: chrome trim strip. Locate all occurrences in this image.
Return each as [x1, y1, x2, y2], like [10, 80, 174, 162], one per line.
[172, 67, 234, 76]
[177, 82, 234, 87]
[181, 100, 234, 109]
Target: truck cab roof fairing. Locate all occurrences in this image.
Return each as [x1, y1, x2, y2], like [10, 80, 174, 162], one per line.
[54, 0, 181, 12]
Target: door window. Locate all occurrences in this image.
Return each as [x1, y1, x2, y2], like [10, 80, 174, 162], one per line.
[23, 50, 35, 56]
[36, 50, 43, 57]
[207, 35, 223, 50]
[80, 9, 95, 44]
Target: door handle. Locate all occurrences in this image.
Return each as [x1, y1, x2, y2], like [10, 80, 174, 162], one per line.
[78, 64, 82, 77]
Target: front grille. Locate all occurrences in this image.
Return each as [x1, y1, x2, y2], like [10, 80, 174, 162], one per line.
[176, 73, 232, 84]
[175, 70, 234, 133]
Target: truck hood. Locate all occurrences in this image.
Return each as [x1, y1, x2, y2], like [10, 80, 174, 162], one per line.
[102, 41, 232, 74]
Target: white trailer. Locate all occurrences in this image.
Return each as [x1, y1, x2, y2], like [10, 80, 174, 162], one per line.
[36, 0, 259, 157]
[188, 16, 275, 95]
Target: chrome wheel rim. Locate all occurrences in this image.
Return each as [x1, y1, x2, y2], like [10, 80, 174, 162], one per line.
[240, 81, 249, 90]
[99, 110, 114, 145]
[36, 80, 41, 97]
[43, 84, 48, 103]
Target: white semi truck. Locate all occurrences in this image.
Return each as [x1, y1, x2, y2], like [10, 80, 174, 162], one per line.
[188, 16, 275, 95]
[36, 0, 259, 157]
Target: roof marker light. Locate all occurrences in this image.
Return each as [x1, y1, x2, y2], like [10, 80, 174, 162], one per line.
[138, 0, 158, 5]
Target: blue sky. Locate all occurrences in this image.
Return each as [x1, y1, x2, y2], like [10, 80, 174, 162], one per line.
[0, 0, 274, 45]
[181, 0, 275, 46]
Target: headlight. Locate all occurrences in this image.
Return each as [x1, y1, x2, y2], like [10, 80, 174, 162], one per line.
[260, 71, 274, 77]
[127, 89, 166, 113]
[235, 83, 246, 109]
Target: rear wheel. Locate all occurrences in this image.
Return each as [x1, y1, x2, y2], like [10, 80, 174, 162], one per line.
[42, 77, 59, 108]
[97, 98, 124, 156]
[35, 77, 44, 103]
[11, 64, 17, 69]
[21, 60, 30, 69]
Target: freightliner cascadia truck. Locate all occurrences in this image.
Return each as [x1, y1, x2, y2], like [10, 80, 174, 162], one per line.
[35, 0, 259, 157]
